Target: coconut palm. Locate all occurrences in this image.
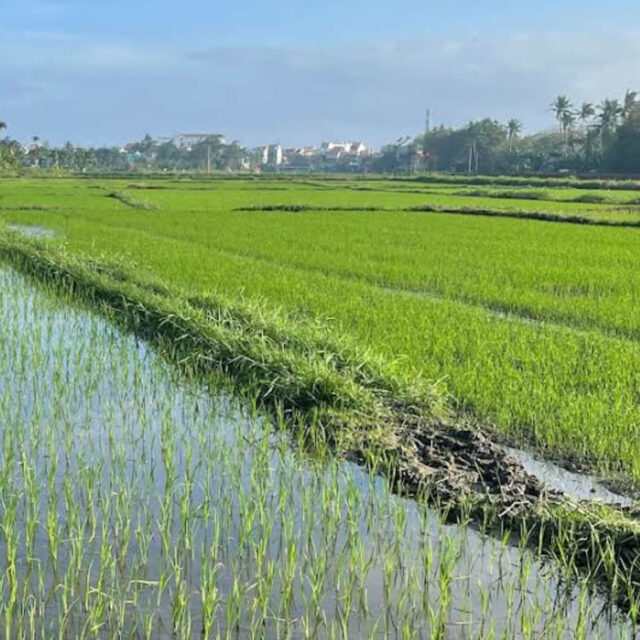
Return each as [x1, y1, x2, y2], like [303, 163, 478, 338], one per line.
[598, 99, 622, 132]
[578, 103, 595, 127]
[551, 95, 573, 131]
[622, 89, 638, 121]
[595, 99, 622, 155]
[507, 119, 522, 152]
[561, 111, 576, 133]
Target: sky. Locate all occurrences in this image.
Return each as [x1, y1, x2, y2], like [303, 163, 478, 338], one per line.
[1, 0, 639, 148]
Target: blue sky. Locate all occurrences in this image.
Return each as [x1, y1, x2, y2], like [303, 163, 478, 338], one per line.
[1, 1, 639, 147]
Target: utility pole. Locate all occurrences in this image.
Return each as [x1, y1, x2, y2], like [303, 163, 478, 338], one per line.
[207, 144, 211, 174]
[417, 107, 431, 174]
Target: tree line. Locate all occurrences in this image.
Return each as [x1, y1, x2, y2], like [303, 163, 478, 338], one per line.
[2, 90, 640, 174]
[0, 131, 249, 173]
[374, 90, 640, 175]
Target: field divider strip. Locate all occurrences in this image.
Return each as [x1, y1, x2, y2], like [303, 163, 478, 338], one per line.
[235, 203, 640, 228]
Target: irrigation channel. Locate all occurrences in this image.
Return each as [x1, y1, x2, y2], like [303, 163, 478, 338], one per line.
[0, 265, 636, 639]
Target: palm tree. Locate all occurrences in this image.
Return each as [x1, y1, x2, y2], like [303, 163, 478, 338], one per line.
[561, 110, 576, 132]
[578, 103, 595, 127]
[507, 119, 522, 152]
[598, 99, 622, 132]
[622, 89, 638, 121]
[551, 95, 573, 131]
[576, 103, 596, 163]
[596, 99, 622, 154]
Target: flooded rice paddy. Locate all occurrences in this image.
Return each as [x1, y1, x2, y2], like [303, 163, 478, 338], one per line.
[0, 265, 636, 639]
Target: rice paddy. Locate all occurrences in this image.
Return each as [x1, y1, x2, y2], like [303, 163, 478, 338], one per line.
[1, 260, 638, 639]
[2, 174, 640, 637]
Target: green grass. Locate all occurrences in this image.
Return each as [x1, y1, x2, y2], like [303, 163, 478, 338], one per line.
[2, 176, 640, 486]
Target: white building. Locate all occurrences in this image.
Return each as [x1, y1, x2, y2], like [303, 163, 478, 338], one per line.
[258, 144, 283, 166]
[321, 141, 367, 158]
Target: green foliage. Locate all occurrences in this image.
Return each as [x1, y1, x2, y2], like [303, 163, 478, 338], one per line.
[608, 105, 640, 172]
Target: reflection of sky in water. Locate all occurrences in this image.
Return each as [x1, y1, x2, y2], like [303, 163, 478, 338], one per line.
[504, 446, 635, 507]
[0, 266, 634, 638]
[7, 223, 57, 238]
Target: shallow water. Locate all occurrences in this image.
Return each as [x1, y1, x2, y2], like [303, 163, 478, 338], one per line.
[6, 223, 57, 238]
[504, 446, 635, 507]
[0, 266, 635, 638]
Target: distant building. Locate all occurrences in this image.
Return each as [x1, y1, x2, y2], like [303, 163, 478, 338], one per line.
[258, 144, 284, 167]
[320, 141, 367, 158]
[285, 146, 316, 158]
[254, 140, 371, 170]
[169, 133, 226, 150]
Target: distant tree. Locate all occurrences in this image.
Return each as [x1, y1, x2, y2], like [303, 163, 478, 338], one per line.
[576, 103, 597, 163]
[220, 140, 247, 171]
[507, 119, 522, 152]
[551, 95, 573, 132]
[598, 99, 622, 131]
[515, 130, 566, 172]
[28, 136, 42, 167]
[622, 89, 638, 121]
[578, 103, 595, 127]
[420, 126, 463, 172]
[597, 99, 623, 156]
[561, 110, 576, 133]
[0, 125, 23, 171]
[463, 119, 508, 173]
[607, 104, 640, 172]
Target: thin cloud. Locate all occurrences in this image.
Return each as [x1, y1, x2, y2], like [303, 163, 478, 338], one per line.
[1, 30, 639, 145]
[0, 30, 178, 72]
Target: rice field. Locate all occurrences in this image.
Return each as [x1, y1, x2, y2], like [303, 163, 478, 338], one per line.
[2, 175, 640, 637]
[2, 177, 640, 478]
[5, 247, 640, 639]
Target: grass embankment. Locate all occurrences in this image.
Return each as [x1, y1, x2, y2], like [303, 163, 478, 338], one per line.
[3, 233, 640, 616]
[408, 172, 640, 191]
[237, 202, 640, 227]
[106, 190, 158, 210]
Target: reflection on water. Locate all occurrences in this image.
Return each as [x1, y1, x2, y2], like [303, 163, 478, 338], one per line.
[0, 266, 635, 638]
[504, 446, 635, 507]
[6, 223, 57, 238]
